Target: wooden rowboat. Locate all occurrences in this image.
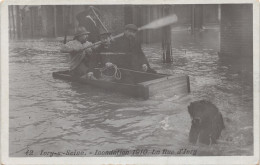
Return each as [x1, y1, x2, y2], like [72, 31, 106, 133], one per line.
[52, 67, 190, 100]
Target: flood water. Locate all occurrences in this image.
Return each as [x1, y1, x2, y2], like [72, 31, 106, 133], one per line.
[9, 29, 253, 157]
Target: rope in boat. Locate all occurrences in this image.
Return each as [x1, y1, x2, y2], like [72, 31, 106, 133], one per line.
[97, 63, 121, 80]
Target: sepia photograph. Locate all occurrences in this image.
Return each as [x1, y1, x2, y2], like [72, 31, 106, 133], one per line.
[1, 0, 259, 164]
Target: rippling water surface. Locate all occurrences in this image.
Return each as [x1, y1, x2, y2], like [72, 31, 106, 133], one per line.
[9, 30, 253, 156]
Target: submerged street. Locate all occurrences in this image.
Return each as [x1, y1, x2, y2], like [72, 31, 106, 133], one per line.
[9, 29, 253, 156]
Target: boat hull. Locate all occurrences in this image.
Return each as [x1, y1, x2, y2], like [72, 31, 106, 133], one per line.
[52, 69, 190, 100]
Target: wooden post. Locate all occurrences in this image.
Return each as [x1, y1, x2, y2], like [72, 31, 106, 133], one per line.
[63, 6, 71, 44]
[71, 6, 76, 33]
[62, 6, 66, 38]
[162, 6, 172, 63]
[63, 6, 66, 43]
[53, 6, 57, 37]
[8, 7, 12, 39]
[218, 5, 221, 22]
[191, 5, 195, 35]
[20, 8, 25, 39]
[191, 5, 203, 33]
[195, 5, 203, 30]
[16, 6, 22, 39]
[11, 6, 16, 39]
[200, 5, 204, 29]
[146, 6, 151, 43]
[30, 7, 34, 38]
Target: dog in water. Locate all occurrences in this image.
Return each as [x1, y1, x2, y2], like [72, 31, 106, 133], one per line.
[188, 100, 225, 145]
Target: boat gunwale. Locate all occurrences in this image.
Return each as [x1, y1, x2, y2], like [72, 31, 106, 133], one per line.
[52, 69, 190, 99]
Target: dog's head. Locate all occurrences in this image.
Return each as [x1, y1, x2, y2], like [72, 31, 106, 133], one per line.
[188, 101, 205, 126]
[188, 100, 219, 125]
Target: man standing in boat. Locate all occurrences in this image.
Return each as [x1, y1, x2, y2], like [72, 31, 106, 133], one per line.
[60, 27, 101, 79]
[110, 24, 156, 73]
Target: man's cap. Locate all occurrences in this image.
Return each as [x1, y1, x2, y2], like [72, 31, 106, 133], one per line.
[125, 24, 138, 32]
[74, 27, 90, 38]
[125, 24, 138, 31]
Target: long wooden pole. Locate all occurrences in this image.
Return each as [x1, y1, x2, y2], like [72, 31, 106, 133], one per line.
[91, 7, 108, 32]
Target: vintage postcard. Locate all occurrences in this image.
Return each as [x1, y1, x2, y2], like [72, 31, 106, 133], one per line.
[1, 0, 259, 164]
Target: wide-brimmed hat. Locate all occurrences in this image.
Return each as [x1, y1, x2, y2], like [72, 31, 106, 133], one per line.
[74, 27, 90, 38]
[125, 24, 138, 32]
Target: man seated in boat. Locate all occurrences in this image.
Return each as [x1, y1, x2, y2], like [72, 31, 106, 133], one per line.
[87, 30, 114, 79]
[60, 27, 103, 80]
[109, 24, 156, 73]
[93, 30, 113, 68]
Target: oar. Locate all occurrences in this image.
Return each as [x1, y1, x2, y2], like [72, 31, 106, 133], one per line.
[82, 14, 178, 50]
[138, 14, 178, 30]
